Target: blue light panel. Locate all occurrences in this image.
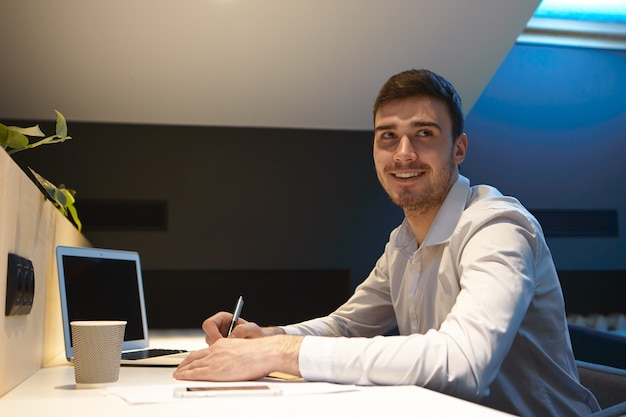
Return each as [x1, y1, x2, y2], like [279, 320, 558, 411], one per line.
[534, 0, 626, 23]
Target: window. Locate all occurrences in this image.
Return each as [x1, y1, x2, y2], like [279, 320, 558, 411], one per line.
[519, 0, 626, 49]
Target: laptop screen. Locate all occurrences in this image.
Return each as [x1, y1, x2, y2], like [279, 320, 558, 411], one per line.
[57, 246, 150, 359]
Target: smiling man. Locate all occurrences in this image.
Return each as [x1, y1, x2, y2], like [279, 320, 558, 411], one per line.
[174, 69, 599, 417]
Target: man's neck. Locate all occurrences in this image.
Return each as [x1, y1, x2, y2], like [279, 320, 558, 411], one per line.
[404, 207, 440, 247]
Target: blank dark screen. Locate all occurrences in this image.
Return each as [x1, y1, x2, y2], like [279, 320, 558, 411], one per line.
[62, 255, 145, 344]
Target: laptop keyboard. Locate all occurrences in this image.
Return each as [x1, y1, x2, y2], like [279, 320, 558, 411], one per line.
[122, 348, 187, 360]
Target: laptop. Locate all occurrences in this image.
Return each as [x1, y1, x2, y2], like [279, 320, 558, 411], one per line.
[56, 245, 189, 366]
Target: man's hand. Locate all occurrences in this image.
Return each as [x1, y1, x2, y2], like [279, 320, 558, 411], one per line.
[202, 311, 285, 345]
[173, 335, 303, 381]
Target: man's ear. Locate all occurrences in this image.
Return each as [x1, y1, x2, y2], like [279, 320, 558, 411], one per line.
[453, 133, 468, 165]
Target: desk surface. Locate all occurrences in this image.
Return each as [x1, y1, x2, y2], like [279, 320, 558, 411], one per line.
[1, 331, 514, 417]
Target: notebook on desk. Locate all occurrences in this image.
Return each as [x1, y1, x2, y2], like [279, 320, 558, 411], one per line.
[56, 245, 189, 366]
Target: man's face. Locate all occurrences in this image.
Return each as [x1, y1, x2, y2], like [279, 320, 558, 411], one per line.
[373, 95, 467, 215]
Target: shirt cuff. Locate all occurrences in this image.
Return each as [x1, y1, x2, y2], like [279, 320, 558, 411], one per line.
[298, 336, 335, 381]
[280, 325, 300, 335]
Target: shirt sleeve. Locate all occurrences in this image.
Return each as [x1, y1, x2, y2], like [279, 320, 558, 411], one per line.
[296, 213, 540, 401]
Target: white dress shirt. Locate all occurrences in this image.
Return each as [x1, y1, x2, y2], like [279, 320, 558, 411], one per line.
[283, 175, 599, 417]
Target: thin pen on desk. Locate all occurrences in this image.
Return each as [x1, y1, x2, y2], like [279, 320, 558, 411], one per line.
[227, 296, 244, 336]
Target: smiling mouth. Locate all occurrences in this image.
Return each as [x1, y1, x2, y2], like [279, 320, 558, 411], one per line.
[393, 172, 423, 179]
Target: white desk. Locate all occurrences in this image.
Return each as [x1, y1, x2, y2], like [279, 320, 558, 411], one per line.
[1, 331, 514, 417]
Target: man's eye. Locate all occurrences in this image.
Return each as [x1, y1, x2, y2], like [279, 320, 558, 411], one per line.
[380, 132, 395, 139]
[417, 129, 432, 137]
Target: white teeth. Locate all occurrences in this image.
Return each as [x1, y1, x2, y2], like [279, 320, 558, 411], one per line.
[395, 172, 419, 178]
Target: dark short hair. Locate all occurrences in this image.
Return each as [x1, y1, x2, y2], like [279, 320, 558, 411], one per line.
[373, 69, 464, 137]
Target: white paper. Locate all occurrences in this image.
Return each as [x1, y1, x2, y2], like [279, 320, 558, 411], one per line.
[106, 382, 358, 405]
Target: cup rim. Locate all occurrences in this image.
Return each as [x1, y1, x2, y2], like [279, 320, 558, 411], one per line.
[70, 320, 127, 326]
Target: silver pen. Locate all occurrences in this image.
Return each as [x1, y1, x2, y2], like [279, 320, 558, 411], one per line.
[227, 296, 244, 336]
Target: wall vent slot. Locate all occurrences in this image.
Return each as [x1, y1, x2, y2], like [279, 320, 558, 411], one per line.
[530, 209, 618, 237]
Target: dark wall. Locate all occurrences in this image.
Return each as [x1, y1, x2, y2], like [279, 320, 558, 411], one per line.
[12, 123, 403, 293]
[142, 269, 352, 328]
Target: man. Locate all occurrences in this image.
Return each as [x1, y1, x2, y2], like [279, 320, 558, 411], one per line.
[174, 69, 600, 417]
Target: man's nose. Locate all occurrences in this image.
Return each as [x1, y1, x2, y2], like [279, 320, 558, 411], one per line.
[394, 135, 417, 162]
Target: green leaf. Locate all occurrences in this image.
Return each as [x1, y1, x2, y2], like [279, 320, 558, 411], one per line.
[55, 110, 68, 138]
[54, 188, 69, 207]
[0, 124, 9, 148]
[3, 123, 45, 154]
[29, 167, 60, 197]
[5, 130, 30, 151]
[9, 124, 45, 137]
[67, 204, 82, 232]
[28, 168, 81, 231]
[59, 187, 75, 205]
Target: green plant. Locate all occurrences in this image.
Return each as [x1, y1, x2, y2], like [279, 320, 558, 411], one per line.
[28, 167, 82, 231]
[0, 110, 72, 154]
[0, 110, 82, 231]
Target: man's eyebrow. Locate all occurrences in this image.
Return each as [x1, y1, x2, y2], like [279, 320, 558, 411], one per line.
[374, 121, 442, 131]
[412, 121, 442, 130]
[374, 123, 396, 132]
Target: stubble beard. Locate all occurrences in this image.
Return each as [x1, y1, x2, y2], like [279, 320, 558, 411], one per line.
[385, 155, 456, 215]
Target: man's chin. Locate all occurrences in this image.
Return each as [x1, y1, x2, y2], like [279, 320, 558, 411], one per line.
[392, 190, 445, 214]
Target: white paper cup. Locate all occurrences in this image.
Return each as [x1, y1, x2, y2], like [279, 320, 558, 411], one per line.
[70, 320, 127, 386]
